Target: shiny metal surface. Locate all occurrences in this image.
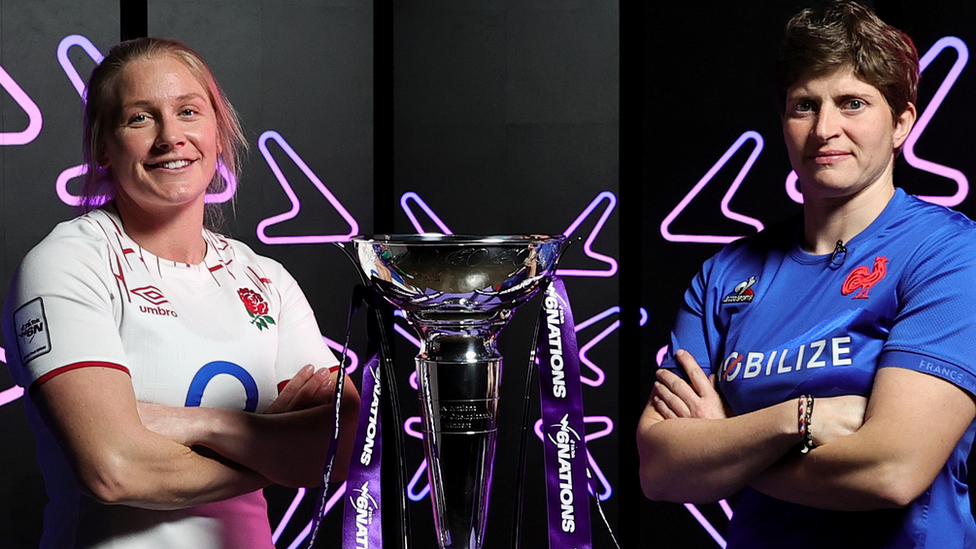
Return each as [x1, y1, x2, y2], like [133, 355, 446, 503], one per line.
[418, 358, 499, 549]
[351, 234, 563, 320]
[342, 234, 566, 549]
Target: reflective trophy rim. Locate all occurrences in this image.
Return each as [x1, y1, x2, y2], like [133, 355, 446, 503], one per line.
[350, 233, 567, 246]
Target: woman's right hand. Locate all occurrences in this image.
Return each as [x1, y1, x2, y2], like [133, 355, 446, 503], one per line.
[810, 394, 868, 446]
[651, 349, 728, 420]
[265, 364, 338, 414]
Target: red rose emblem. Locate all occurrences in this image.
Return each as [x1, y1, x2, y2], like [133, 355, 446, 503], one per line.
[238, 288, 275, 331]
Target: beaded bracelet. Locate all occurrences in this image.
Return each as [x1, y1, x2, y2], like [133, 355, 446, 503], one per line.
[797, 395, 816, 454]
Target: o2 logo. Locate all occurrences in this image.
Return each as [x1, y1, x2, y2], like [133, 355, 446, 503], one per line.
[185, 361, 259, 412]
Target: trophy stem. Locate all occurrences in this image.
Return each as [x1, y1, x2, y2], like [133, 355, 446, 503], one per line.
[416, 351, 501, 549]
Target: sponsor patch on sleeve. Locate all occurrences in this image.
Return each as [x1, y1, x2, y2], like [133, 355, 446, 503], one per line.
[14, 298, 51, 364]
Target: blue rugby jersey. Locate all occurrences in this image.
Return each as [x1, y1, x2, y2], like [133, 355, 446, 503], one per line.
[662, 188, 976, 549]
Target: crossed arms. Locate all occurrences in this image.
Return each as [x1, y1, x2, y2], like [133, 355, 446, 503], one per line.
[33, 363, 360, 510]
[637, 349, 976, 511]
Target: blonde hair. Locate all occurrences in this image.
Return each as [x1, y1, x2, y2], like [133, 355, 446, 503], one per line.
[82, 37, 247, 228]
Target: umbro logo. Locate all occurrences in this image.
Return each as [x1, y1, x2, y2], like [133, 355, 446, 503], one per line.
[131, 286, 168, 305]
[131, 286, 178, 317]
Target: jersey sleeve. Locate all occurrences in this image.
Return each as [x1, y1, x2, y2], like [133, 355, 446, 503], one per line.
[660, 266, 717, 378]
[3, 226, 128, 389]
[269, 264, 339, 386]
[881, 226, 976, 396]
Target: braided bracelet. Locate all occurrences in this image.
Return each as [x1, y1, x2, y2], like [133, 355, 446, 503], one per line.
[797, 395, 816, 454]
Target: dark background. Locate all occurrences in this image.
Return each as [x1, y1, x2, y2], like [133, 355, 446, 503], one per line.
[1, 0, 973, 548]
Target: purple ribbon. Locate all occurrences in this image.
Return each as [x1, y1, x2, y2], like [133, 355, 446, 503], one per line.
[342, 354, 383, 549]
[535, 277, 593, 549]
[308, 285, 382, 549]
[306, 346, 346, 547]
[320, 279, 595, 548]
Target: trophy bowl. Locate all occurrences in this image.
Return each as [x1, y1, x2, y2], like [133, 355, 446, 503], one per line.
[344, 234, 567, 549]
[351, 233, 564, 316]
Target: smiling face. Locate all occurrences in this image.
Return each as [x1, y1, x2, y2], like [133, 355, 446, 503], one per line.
[783, 66, 915, 204]
[100, 54, 220, 218]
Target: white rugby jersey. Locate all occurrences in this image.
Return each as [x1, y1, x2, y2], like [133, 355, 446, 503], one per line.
[4, 206, 337, 549]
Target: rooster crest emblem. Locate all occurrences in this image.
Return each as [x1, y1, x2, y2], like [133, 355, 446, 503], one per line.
[722, 276, 757, 304]
[841, 256, 889, 299]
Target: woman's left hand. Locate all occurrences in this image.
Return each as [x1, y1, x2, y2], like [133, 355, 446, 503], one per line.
[651, 349, 727, 420]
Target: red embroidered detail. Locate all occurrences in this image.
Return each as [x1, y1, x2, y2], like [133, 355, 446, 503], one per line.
[245, 266, 271, 291]
[841, 256, 889, 299]
[237, 288, 275, 330]
[112, 254, 129, 300]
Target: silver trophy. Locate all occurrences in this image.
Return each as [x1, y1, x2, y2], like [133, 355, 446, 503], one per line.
[343, 234, 567, 549]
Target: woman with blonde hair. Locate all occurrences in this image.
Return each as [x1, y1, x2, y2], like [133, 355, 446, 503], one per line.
[4, 37, 359, 548]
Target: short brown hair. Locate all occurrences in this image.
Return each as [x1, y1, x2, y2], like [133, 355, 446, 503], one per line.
[81, 37, 247, 228]
[775, 1, 918, 121]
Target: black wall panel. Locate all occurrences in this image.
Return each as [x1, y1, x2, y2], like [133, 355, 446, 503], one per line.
[393, 3, 620, 548]
[0, 3, 119, 547]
